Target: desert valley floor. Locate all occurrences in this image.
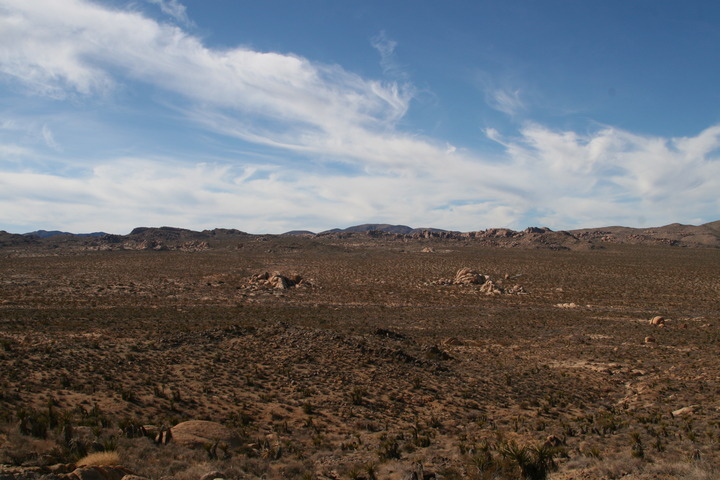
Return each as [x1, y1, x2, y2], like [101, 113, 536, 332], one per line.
[1, 226, 719, 479]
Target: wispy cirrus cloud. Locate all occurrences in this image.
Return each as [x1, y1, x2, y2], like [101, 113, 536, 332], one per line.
[0, 0, 412, 139]
[146, 0, 192, 26]
[41, 124, 61, 151]
[474, 69, 526, 116]
[371, 30, 409, 81]
[487, 88, 524, 116]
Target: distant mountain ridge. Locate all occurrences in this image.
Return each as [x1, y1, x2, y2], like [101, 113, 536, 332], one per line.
[317, 224, 452, 236]
[4, 220, 718, 249]
[23, 230, 109, 238]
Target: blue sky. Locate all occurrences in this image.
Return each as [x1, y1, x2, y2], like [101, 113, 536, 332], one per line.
[1, 0, 719, 234]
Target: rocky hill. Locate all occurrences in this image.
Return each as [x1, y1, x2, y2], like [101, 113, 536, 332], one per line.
[570, 220, 720, 248]
[3, 221, 718, 254]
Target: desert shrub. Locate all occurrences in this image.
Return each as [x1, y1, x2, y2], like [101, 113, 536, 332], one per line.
[483, 440, 562, 480]
[17, 408, 51, 439]
[77, 450, 120, 466]
[378, 437, 401, 460]
[348, 386, 367, 405]
[630, 432, 644, 459]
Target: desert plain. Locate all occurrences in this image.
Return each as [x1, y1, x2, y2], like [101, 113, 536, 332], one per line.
[1, 223, 719, 480]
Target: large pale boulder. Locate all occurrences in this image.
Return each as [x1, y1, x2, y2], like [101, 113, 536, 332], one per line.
[649, 316, 665, 326]
[453, 268, 485, 285]
[170, 420, 240, 449]
[479, 280, 502, 295]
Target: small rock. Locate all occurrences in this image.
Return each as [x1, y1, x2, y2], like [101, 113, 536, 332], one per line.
[649, 316, 665, 326]
[644, 336, 656, 344]
[544, 435, 563, 447]
[49, 463, 77, 474]
[672, 406, 696, 417]
[199, 471, 226, 480]
[268, 274, 289, 289]
[506, 284, 526, 294]
[479, 279, 502, 295]
[170, 420, 240, 449]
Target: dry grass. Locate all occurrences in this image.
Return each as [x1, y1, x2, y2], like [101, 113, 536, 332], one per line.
[76, 451, 121, 466]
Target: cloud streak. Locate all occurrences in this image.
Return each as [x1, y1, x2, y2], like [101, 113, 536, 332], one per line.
[371, 30, 408, 81]
[146, 0, 192, 26]
[487, 88, 524, 116]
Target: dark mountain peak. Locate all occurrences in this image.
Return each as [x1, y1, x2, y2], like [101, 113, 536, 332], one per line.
[24, 230, 108, 238]
[343, 224, 415, 234]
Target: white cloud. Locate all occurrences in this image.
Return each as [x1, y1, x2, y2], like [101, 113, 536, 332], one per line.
[1, 119, 719, 233]
[41, 124, 61, 151]
[0, 0, 412, 138]
[487, 124, 720, 229]
[0, 0, 717, 233]
[0, 143, 31, 157]
[146, 0, 192, 26]
[474, 70, 526, 116]
[487, 88, 524, 116]
[371, 30, 408, 81]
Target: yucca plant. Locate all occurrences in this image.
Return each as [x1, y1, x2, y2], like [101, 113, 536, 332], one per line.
[498, 440, 560, 480]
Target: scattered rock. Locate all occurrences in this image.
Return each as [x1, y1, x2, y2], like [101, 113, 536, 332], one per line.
[453, 267, 486, 285]
[649, 316, 665, 326]
[243, 272, 311, 291]
[672, 406, 697, 417]
[423, 345, 452, 361]
[556, 302, 577, 309]
[430, 267, 525, 294]
[479, 279, 502, 295]
[442, 337, 464, 346]
[544, 435, 564, 447]
[199, 471, 226, 480]
[268, 274, 290, 289]
[49, 463, 77, 474]
[506, 284, 526, 294]
[374, 328, 406, 340]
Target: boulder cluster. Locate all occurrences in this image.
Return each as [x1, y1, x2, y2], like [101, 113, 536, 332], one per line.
[431, 267, 525, 295]
[245, 271, 312, 290]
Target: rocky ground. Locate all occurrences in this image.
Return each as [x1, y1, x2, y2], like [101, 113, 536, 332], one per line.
[0, 228, 719, 479]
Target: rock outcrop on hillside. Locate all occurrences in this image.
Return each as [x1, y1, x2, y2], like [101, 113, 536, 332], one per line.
[5, 220, 719, 254]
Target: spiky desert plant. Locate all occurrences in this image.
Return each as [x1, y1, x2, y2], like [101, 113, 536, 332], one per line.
[499, 440, 559, 480]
